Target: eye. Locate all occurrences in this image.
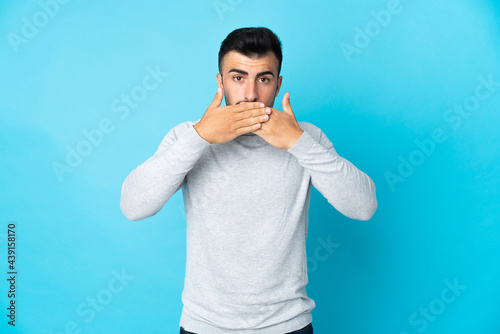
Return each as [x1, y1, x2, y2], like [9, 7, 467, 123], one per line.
[259, 77, 270, 83]
[234, 75, 243, 82]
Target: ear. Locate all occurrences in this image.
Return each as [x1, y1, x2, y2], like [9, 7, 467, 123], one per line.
[216, 73, 223, 90]
[216, 73, 226, 105]
[275, 75, 283, 98]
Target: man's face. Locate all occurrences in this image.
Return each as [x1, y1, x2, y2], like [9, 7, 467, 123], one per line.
[217, 51, 283, 107]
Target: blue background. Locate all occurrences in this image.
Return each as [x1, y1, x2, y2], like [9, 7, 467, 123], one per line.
[1, 0, 499, 333]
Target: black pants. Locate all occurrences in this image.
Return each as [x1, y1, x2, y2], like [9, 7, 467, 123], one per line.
[180, 322, 313, 334]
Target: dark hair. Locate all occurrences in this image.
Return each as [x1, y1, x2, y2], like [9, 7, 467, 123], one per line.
[218, 27, 283, 76]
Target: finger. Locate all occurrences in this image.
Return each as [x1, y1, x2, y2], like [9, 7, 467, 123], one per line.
[230, 101, 266, 113]
[209, 87, 224, 110]
[282, 92, 293, 115]
[235, 121, 263, 135]
[242, 106, 271, 117]
[236, 113, 269, 126]
[233, 107, 271, 123]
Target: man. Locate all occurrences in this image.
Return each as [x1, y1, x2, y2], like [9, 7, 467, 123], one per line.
[120, 27, 377, 334]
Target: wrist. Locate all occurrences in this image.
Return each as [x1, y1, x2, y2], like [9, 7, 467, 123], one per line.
[194, 123, 211, 144]
[286, 129, 304, 150]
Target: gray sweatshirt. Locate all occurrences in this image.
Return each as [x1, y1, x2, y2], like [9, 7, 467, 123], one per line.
[120, 119, 377, 333]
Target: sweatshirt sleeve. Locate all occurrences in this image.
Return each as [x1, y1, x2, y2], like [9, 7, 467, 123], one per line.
[120, 121, 211, 221]
[287, 123, 377, 221]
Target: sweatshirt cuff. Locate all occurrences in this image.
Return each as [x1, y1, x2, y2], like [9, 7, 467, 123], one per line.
[187, 122, 212, 147]
[287, 130, 315, 155]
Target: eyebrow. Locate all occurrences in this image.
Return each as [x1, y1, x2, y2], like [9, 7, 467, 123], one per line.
[228, 69, 275, 77]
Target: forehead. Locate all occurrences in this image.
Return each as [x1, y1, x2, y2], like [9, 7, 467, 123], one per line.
[221, 51, 279, 75]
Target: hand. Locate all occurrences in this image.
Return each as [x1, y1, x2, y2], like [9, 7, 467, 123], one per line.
[251, 92, 304, 150]
[194, 87, 272, 144]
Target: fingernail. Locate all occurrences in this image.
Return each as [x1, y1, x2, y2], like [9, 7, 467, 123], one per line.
[260, 103, 265, 108]
[266, 108, 271, 114]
